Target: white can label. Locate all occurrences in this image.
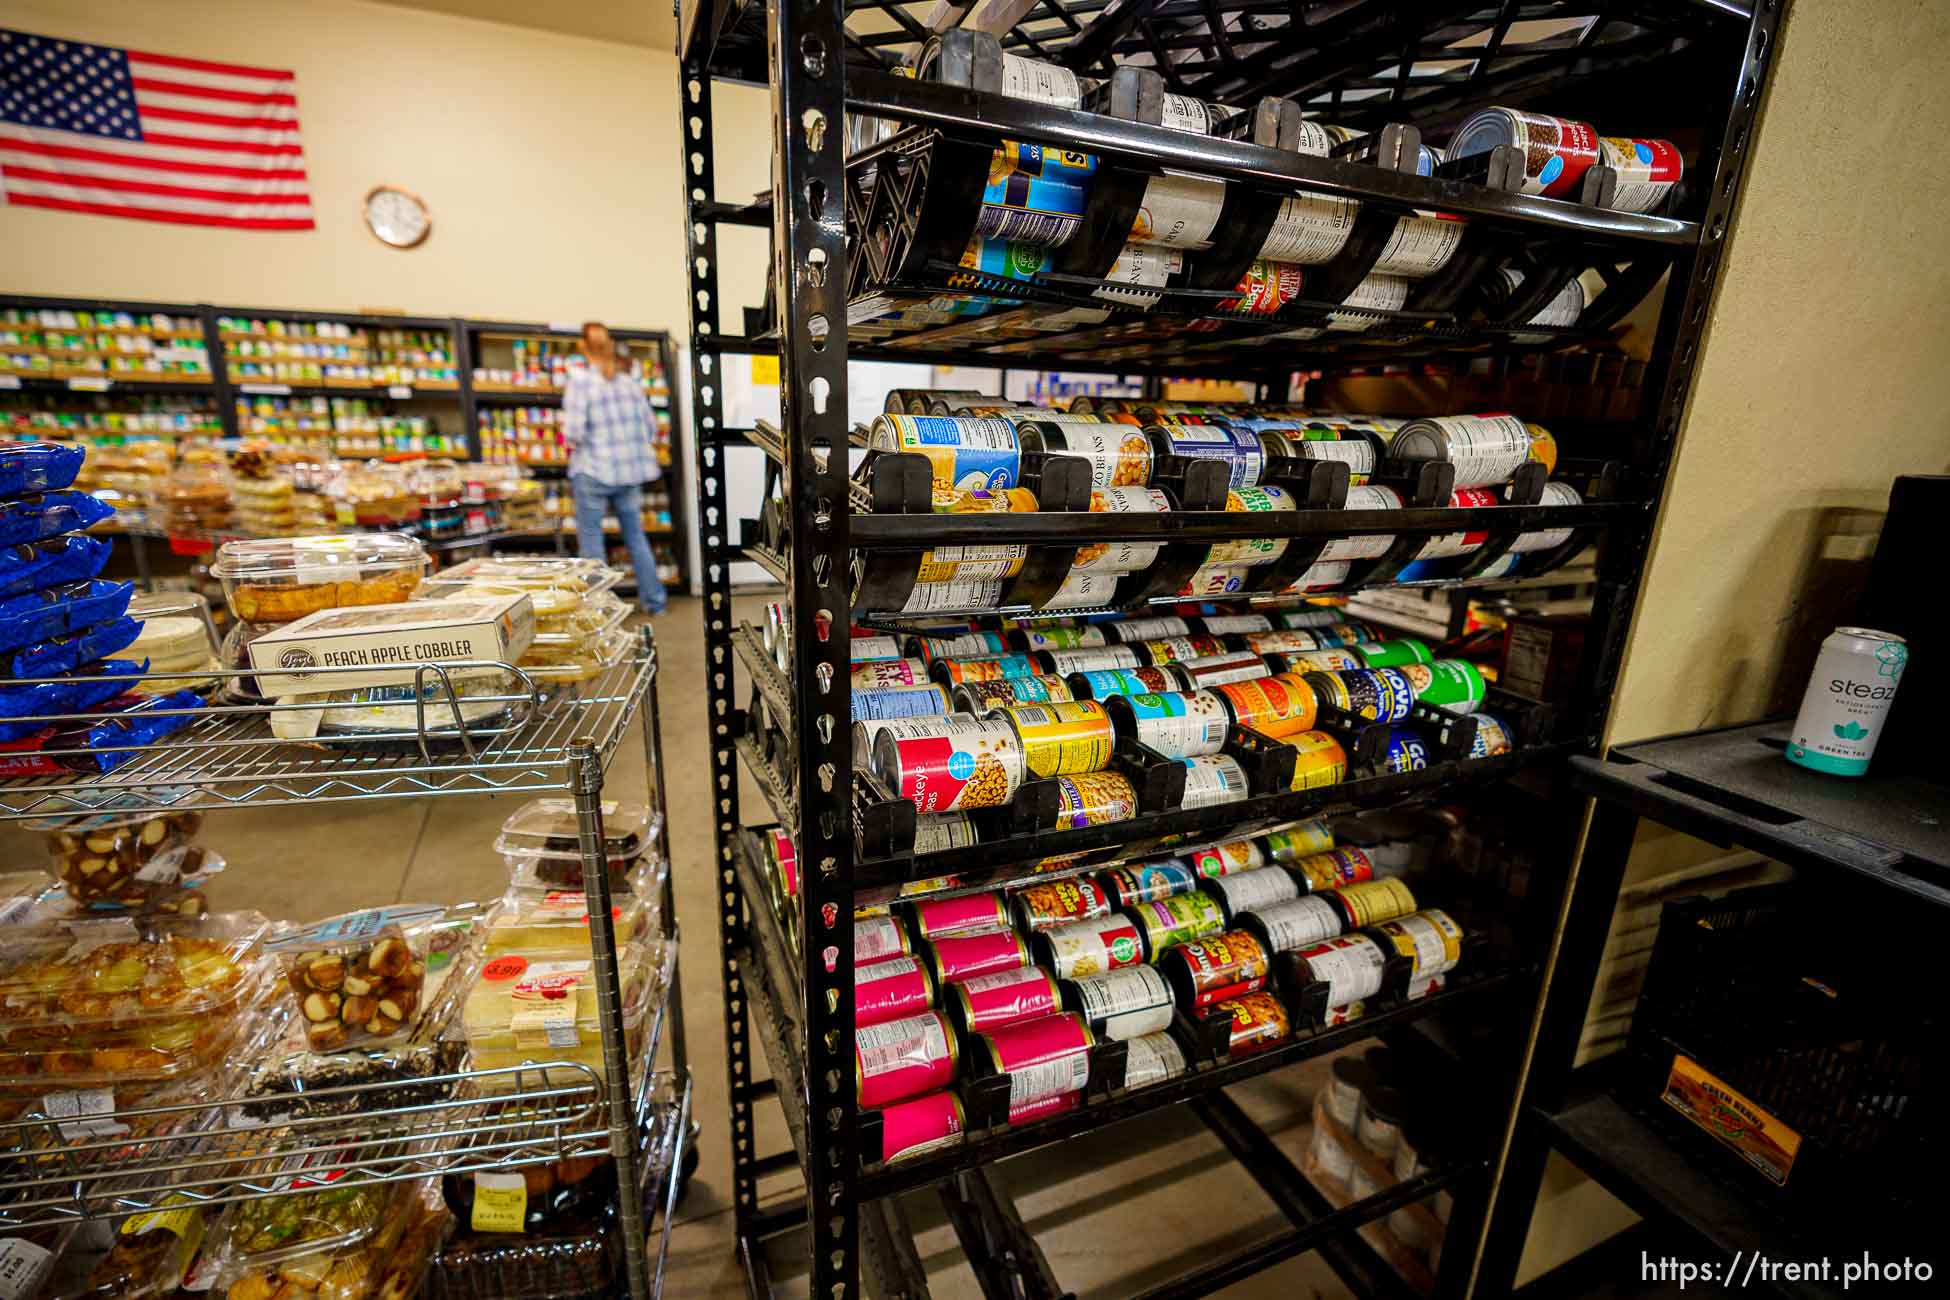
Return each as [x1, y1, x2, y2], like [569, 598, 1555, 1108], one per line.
[901, 578, 1005, 613]
[1384, 909, 1463, 976]
[1043, 914, 1142, 979]
[1257, 193, 1357, 264]
[1201, 615, 1271, 635]
[1009, 1050, 1091, 1105]
[857, 916, 907, 963]
[1159, 93, 1215, 134]
[1309, 1123, 1355, 1184]
[1122, 1031, 1187, 1088]
[1401, 414, 1531, 487]
[1212, 867, 1299, 916]
[1132, 172, 1225, 250]
[1115, 616, 1190, 640]
[1070, 965, 1174, 1040]
[858, 1014, 947, 1078]
[1179, 755, 1248, 809]
[1045, 646, 1140, 674]
[1126, 690, 1230, 758]
[1001, 54, 1083, 108]
[1301, 936, 1387, 1007]
[1096, 244, 1183, 305]
[913, 814, 978, 853]
[1370, 215, 1463, 277]
[1319, 484, 1402, 562]
[1044, 570, 1119, 610]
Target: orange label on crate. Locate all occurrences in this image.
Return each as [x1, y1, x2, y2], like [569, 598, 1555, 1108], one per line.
[1660, 1053, 1801, 1186]
[481, 955, 529, 982]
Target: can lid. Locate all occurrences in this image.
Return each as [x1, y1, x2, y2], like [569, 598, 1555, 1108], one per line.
[1330, 1054, 1375, 1090]
[1362, 1084, 1407, 1124]
[1362, 1044, 1398, 1083]
[1835, 626, 1905, 643]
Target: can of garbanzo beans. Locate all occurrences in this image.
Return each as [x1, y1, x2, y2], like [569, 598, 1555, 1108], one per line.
[992, 700, 1115, 779]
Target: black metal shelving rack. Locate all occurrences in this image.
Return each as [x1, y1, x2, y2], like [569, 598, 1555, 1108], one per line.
[680, 2, 1785, 1297]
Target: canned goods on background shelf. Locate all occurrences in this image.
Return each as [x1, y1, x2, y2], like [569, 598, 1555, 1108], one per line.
[1104, 616, 1191, 643]
[1145, 423, 1264, 489]
[1013, 876, 1112, 931]
[1390, 414, 1535, 488]
[1280, 559, 1354, 593]
[1375, 725, 1432, 773]
[870, 413, 1021, 492]
[852, 634, 905, 662]
[1072, 487, 1171, 575]
[1068, 665, 1178, 699]
[1283, 730, 1349, 791]
[1285, 846, 1372, 893]
[852, 657, 931, 688]
[951, 964, 1061, 1034]
[914, 813, 979, 855]
[1260, 818, 1333, 862]
[1124, 1031, 1188, 1089]
[928, 929, 1032, 986]
[1207, 990, 1290, 1057]
[1240, 628, 1329, 654]
[1204, 486, 1297, 568]
[1326, 876, 1418, 929]
[1213, 673, 1318, 738]
[1179, 754, 1249, 809]
[1063, 965, 1174, 1040]
[1038, 645, 1142, 677]
[1304, 667, 1415, 722]
[852, 685, 953, 725]
[1374, 908, 1464, 979]
[1178, 566, 1250, 598]
[1308, 622, 1378, 647]
[933, 653, 1037, 685]
[1471, 712, 1517, 757]
[1290, 435, 1378, 484]
[857, 1010, 958, 1107]
[1202, 866, 1301, 924]
[1109, 690, 1230, 759]
[1196, 613, 1272, 637]
[1448, 106, 1601, 199]
[879, 1090, 965, 1164]
[1130, 891, 1226, 959]
[1241, 894, 1344, 954]
[1319, 485, 1405, 563]
[1098, 858, 1198, 910]
[1188, 838, 1263, 878]
[1354, 639, 1432, 668]
[1162, 929, 1271, 1009]
[982, 1012, 1094, 1106]
[914, 631, 1011, 660]
[950, 673, 1069, 712]
[1053, 772, 1139, 829]
[1171, 650, 1273, 689]
[1034, 911, 1146, 979]
[1293, 934, 1388, 1010]
[1398, 659, 1485, 713]
[1017, 423, 1155, 489]
[873, 715, 1026, 812]
[857, 954, 937, 1028]
[911, 891, 1012, 940]
[1012, 625, 1106, 652]
[856, 914, 913, 967]
[994, 700, 1114, 779]
[1135, 634, 1224, 666]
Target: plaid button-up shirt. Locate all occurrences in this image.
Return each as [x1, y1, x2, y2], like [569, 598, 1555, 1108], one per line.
[563, 367, 661, 487]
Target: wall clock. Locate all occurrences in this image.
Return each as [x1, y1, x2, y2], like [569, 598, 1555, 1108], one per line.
[363, 186, 430, 249]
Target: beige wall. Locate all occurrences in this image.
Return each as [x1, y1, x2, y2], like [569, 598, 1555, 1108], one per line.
[0, 0, 772, 338]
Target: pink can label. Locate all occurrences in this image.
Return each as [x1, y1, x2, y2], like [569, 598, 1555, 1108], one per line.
[931, 930, 1028, 984]
[913, 891, 1009, 939]
[856, 955, 933, 1029]
[986, 1011, 1091, 1073]
[856, 1011, 955, 1108]
[1008, 1090, 1080, 1126]
[878, 1090, 963, 1163]
[957, 965, 1058, 1032]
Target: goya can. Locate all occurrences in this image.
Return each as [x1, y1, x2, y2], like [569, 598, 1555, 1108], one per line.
[1123, 1031, 1187, 1089]
[1038, 646, 1141, 676]
[1206, 990, 1290, 1057]
[1052, 772, 1138, 829]
[1067, 665, 1176, 699]
[1170, 651, 1272, 689]
[913, 813, 979, 855]
[1010, 625, 1106, 652]
[913, 631, 1010, 660]
[911, 891, 1011, 940]
[1292, 935, 1388, 1011]
[1062, 965, 1174, 1040]
[852, 657, 930, 688]
[1282, 729, 1347, 789]
[1292, 846, 1375, 892]
[1240, 895, 1344, 954]
[951, 673, 1074, 712]
[1144, 422, 1264, 489]
[1447, 107, 1601, 200]
[1303, 667, 1415, 722]
[1033, 912, 1145, 979]
[1016, 422, 1155, 489]
[869, 413, 1021, 492]
[1259, 818, 1334, 862]
[1325, 876, 1418, 929]
[879, 1090, 965, 1164]
[1470, 712, 1516, 758]
[1390, 414, 1536, 488]
[852, 634, 904, 662]
[1375, 725, 1432, 774]
[1130, 891, 1225, 959]
[1179, 754, 1249, 809]
[856, 1010, 958, 1107]
[933, 653, 1037, 685]
[1012, 876, 1112, 931]
[1354, 639, 1432, 668]
[856, 914, 912, 967]
[1205, 486, 1296, 567]
[1398, 660, 1485, 713]
[1098, 858, 1198, 909]
[1212, 673, 1318, 739]
[1104, 616, 1191, 643]
[872, 716, 1025, 812]
[927, 929, 1031, 986]
[1134, 634, 1223, 666]
[1073, 486, 1170, 575]
[982, 1012, 1094, 1106]
[1201, 866, 1300, 924]
[851, 685, 952, 724]
[1373, 908, 1464, 979]
[1187, 838, 1263, 878]
[857, 954, 936, 1028]
[950, 964, 1061, 1034]
[1106, 690, 1230, 759]
[1161, 929, 1272, 1010]
[993, 700, 1114, 779]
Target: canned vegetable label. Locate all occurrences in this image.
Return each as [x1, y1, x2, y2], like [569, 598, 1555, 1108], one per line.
[1055, 429, 1156, 489]
[1261, 818, 1333, 862]
[1257, 191, 1357, 264]
[855, 1011, 955, 1107]
[1392, 414, 1532, 488]
[1378, 725, 1431, 773]
[1018, 626, 1105, 651]
[1053, 772, 1138, 828]
[1397, 660, 1485, 713]
[1295, 935, 1387, 1008]
[1043, 646, 1141, 675]
[1249, 895, 1343, 952]
[1305, 667, 1414, 722]
[1123, 1031, 1187, 1088]
[1211, 990, 1290, 1056]
[880, 1091, 965, 1163]
[916, 632, 1010, 660]
[1319, 484, 1404, 562]
[1179, 754, 1249, 809]
[873, 716, 1025, 812]
[1135, 891, 1225, 955]
[1199, 615, 1271, 636]
[1156, 424, 1262, 489]
[1131, 171, 1224, 251]
[1243, 629, 1322, 653]
[978, 141, 1097, 246]
[1173, 652, 1272, 688]
[1168, 929, 1270, 995]
[997, 700, 1114, 778]
[1328, 876, 1418, 927]
[857, 915, 911, 965]
[1208, 867, 1300, 918]
[912, 813, 978, 854]
[1375, 908, 1463, 976]
[852, 635, 904, 662]
[1073, 490, 1167, 574]
[955, 965, 1059, 1032]
[1072, 666, 1174, 699]
[1471, 712, 1516, 758]
[1188, 839, 1262, 877]
[856, 955, 935, 1028]
[852, 686, 951, 723]
[1293, 847, 1374, 892]
[1355, 639, 1432, 668]
[1014, 876, 1111, 931]
[1109, 616, 1190, 642]
[1122, 690, 1229, 758]
[936, 654, 1036, 684]
[871, 414, 1021, 492]
[1067, 965, 1173, 1039]
[1281, 648, 1364, 674]
[1102, 859, 1197, 907]
[1040, 912, 1144, 979]
[930, 929, 1030, 984]
[1214, 673, 1318, 738]
[1223, 259, 1304, 316]
[1206, 486, 1295, 567]
[1599, 136, 1683, 213]
[984, 1012, 1092, 1105]
[1138, 635, 1222, 665]
[852, 658, 929, 688]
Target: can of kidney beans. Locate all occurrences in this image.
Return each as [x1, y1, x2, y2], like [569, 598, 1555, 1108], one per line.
[1161, 929, 1271, 1009]
[1303, 667, 1416, 722]
[1033, 912, 1145, 980]
[1062, 965, 1175, 1040]
[1105, 689, 1230, 759]
[950, 964, 1061, 1034]
[1013, 876, 1113, 931]
[1169, 651, 1272, 690]
[1325, 876, 1418, 929]
[1103, 615, 1191, 643]
[1123, 1031, 1187, 1089]
[1187, 838, 1263, 878]
[1292, 934, 1388, 1010]
[927, 929, 1032, 986]
[951, 673, 1075, 712]
[1373, 908, 1463, 979]
[1010, 624, 1107, 652]
[856, 914, 913, 967]
[1066, 665, 1179, 699]
[878, 1090, 965, 1163]
[1213, 673, 1318, 738]
[1240, 895, 1344, 953]
[856, 1010, 958, 1107]
[1052, 772, 1139, 829]
[1130, 891, 1226, 959]
[1201, 866, 1301, 924]
[910, 891, 1011, 940]
[1179, 754, 1249, 809]
[981, 1012, 1095, 1106]
[1259, 818, 1333, 862]
[873, 716, 1026, 813]
[852, 657, 931, 688]
[857, 954, 937, 1028]
[1290, 846, 1375, 892]
[994, 700, 1115, 779]
[1133, 634, 1224, 666]
[1098, 858, 1198, 910]
[933, 653, 1037, 685]
[1205, 990, 1290, 1056]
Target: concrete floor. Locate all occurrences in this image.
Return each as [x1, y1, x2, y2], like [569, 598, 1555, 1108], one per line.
[0, 593, 1369, 1298]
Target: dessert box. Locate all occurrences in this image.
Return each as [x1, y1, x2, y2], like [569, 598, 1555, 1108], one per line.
[245, 592, 535, 698]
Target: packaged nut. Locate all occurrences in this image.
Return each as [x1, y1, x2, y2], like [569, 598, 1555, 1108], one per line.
[36, 807, 209, 910]
[269, 906, 439, 1052]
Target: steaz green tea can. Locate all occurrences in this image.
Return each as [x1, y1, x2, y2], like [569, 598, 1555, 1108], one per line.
[1786, 627, 1907, 777]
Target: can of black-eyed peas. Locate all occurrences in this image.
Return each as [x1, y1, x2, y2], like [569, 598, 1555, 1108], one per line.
[872, 715, 1026, 812]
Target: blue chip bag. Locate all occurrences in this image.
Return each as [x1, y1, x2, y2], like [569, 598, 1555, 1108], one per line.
[0, 658, 149, 743]
[0, 493, 116, 547]
[0, 580, 135, 654]
[66, 689, 205, 774]
[0, 443, 86, 497]
[0, 536, 112, 599]
[8, 615, 142, 679]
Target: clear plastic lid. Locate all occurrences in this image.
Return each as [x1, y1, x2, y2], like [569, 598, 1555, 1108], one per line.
[0, 869, 55, 926]
[267, 905, 445, 1053]
[419, 578, 585, 619]
[496, 798, 657, 860]
[460, 938, 669, 1054]
[482, 891, 647, 956]
[437, 556, 622, 595]
[530, 593, 629, 645]
[212, 1179, 447, 1300]
[215, 1155, 396, 1268]
[209, 532, 427, 581]
[65, 1199, 208, 1299]
[517, 627, 634, 683]
[507, 860, 664, 935]
[0, 1223, 74, 1300]
[0, 910, 270, 1032]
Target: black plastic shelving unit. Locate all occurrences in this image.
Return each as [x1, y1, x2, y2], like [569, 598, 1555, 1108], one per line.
[680, 2, 1784, 1297]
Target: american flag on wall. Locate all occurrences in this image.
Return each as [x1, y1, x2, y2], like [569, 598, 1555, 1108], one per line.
[0, 27, 313, 230]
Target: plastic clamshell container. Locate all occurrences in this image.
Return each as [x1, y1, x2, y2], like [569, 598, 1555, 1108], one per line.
[208, 532, 429, 624]
[506, 860, 665, 937]
[0, 1223, 75, 1300]
[459, 939, 672, 1092]
[518, 627, 634, 684]
[214, 1156, 395, 1270]
[436, 555, 622, 596]
[496, 798, 657, 862]
[419, 578, 587, 621]
[481, 888, 647, 956]
[34, 805, 206, 911]
[212, 1179, 448, 1300]
[268, 906, 439, 1053]
[67, 1200, 207, 1300]
[529, 593, 628, 646]
[0, 910, 271, 1087]
[0, 869, 55, 926]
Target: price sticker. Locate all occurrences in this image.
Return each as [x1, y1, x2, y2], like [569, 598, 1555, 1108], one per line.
[44, 1088, 130, 1141]
[471, 1171, 528, 1232]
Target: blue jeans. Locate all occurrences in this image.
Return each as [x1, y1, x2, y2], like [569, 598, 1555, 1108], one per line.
[571, 475, 668, 613]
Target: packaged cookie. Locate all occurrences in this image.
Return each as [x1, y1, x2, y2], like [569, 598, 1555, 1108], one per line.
[209, 533, 428, 625]
[269, 906, 439, 1052]
[494, 796, 659, 890]
[36, 806, 213, 911]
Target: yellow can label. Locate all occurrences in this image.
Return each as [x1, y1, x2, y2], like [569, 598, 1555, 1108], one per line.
[1002, 699, 1113, 779]
[1286, 730, 1348, 791]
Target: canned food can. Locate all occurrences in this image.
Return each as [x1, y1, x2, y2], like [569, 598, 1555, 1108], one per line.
[982, 1012, 1094, 1106]
[1273, 647, 1364, 674]
[1294, 934, 1388, 1010]
[1240, 895, 1344, 954]
[1281, 559, 1353, 593]
[1033, 912, 1145, 979]
[1509, 480, 1584, 554]
[1398, 659, 1485, 713]
[869, 413, 1021, 491]
[1597, 135, 1683, 213]
[872, 716, 1026, 812]
[1357, 1087, 1405, 1157]
[1108, 690, 1230, 758]
[852, 634, 905, 662]
[1179, 754, 1249, 809]
[1308, 1122, 1354, 1190]
[1207, 990, 1290, 1056]
[1354, 639, 1432, 668]
[913, 631, 1010, 661]
[1067, 666, 1177, 699]
[1292, 846, 1375, 892]
[1063, 965, 1174, 1040]
[1041, 569, 1120, 611]
[1213, 673, 1318, 738]
[933, 654, 1036, 685]
[1325, 876, 1418, 929]
[1375, 725, 1432, 773]
[1319, 484, 1404, 562]
[1130, 891, 1226, 959]
[1038, 646, 1141, 677]
[1279, 608, 1348, 629]
[1123, 1031, 1187, 1089]
[1201, 866, 1300, 924]
[1187, 838, 1263, 878]
[878, 1090, 965, 1164]
[913, 813, 979, 854]
[1008, 1090, 1082, 1125]
[1013, 876, 1112, 931]
[994, 700, 1114, 778]
[897, 573, 1006, 612]
[1205, 486, 1297, 567]
[856, 914, 913, 967]
[1373, 908, 1463, 978]
[1071, 487, 1170, 575]
[951, 964, 1061, 1034]
[1290, 434, 1378, 485]
[1161, 929, 1271, 1009]
[978, 141, 1095, 244]
[928, 929, 1031, 986]
[1255, 191, 1356, 264]
[852, 685, 953, 724]
[1052, 772, 1138, 829]
[1470, 712, 1516, 758]
[1197, 614, 1272, 636]
[852, 658, 930, 688]
[910, 891, 1011, 940]
[1413, 486, 1499, 561]
[1447, 107, 1600, 199]
[914, 553, 1026, 584]
[856, 1010, 958, 1107]
[1104, 616, 1191, 643]
[1222, 259, 1304, 315]
[1179, 566, 1250, 597]
[1145, 422, 1264, 489]
[1259, 818, 1333, 862]
[1098, 858, 1198, 910]
[1168, 651, 1271, 689]
[1240, 629, 1325, 654]
[1135, 634, 1224, 665]
[1390, 414, 1534, 488]
[958, 673, 1074, 712]
[1011, 625, 1106, 652]
[857, 954, 937, 1028]
[1303, 667, 1415, 722]
[1016, 423, 1155, 489]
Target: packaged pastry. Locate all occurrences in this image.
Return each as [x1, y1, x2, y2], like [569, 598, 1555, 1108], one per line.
[124, 591, 222, 695]
[457, 939, 671, 1090]
[268, 906, 440, 1052]
[210, 533, 428, 625]
[419, 578, 586, 621]
[434, 555, 621, 596]
[267, 676, 527, 746]
[217, 1178, 450, 1300]
[35, 805, 212, 911]
[0, 868, 57, 926]
[0, 1223, 73, 1300]
[494, 796, 659, 891]
[481, 889, 647, 955]
[0, 660, 148, 744]
[245, 593, 534, 698]
[517, 627, 633, 685]
[158, 465, 233, 531]
[216, 1161, 393, 1266]
[0, 535, 111, 599]
[68, 1200, 207, 1299]
[0, 579, 133, 654]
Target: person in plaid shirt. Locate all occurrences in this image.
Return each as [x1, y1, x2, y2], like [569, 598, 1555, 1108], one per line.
[564, 321, 668, 614]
